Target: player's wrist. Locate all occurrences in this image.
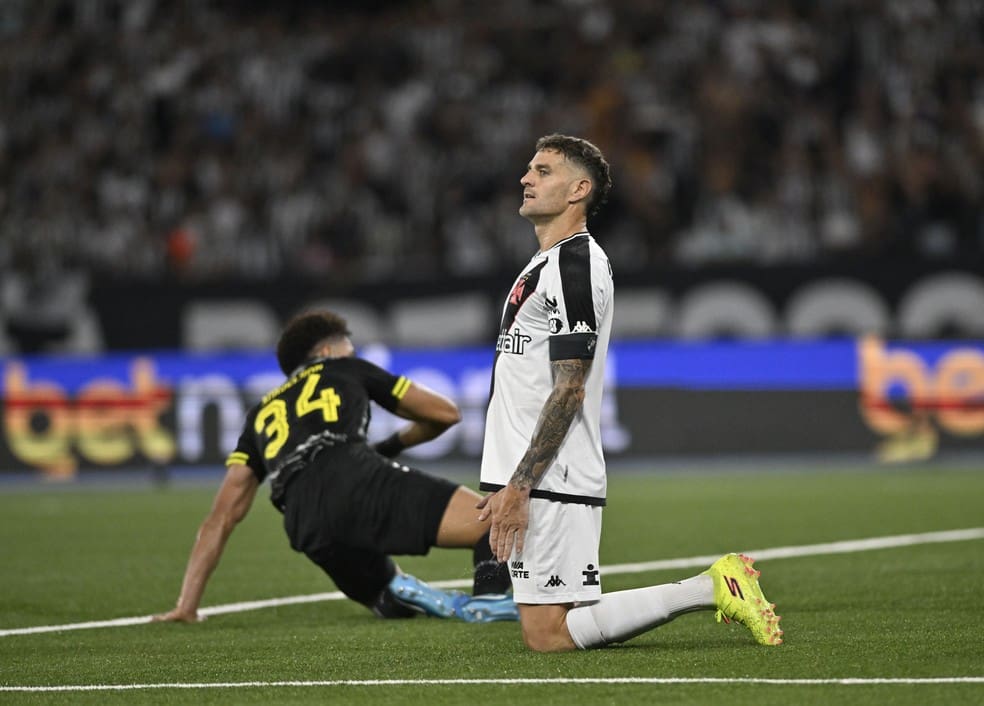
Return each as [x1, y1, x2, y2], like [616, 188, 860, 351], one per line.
[372, 432, 406, 458]
[507, 480, 532, 496]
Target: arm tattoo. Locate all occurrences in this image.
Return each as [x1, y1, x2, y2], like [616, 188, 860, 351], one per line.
[510, 358, 591, 490]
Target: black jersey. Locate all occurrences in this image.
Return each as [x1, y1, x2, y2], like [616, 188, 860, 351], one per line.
[226, 356, 410, 509]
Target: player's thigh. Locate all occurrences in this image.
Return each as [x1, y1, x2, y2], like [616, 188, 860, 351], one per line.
[435, 485, 490, 548]
[352, 462, 458, 555]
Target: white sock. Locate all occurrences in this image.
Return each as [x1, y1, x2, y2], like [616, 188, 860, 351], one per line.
[565, 574, 714, 649]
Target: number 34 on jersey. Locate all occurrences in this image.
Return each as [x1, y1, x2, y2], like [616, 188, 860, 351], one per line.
[255, 371, 342, 459]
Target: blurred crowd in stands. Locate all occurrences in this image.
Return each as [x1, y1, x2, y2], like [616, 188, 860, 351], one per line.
[1, 0, 982, 287]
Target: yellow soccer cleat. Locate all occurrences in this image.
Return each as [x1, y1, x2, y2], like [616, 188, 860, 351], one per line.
[703, 553, 783, 646]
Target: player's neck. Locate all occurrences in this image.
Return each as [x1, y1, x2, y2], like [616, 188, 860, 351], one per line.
[532, 214, 588, 252]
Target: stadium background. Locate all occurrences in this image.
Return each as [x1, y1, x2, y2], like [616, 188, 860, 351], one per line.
[0, 0, 983, 479]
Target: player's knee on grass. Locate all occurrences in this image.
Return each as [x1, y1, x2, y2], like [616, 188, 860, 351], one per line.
[521, 623, 578, 652]
[519, 604, 579, 652]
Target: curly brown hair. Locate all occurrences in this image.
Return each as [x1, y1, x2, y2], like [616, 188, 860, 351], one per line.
[535, 134, 612, 217]
[276, 310, 351, 375]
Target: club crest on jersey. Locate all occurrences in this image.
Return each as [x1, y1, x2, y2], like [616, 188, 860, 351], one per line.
[549, 317, 563, 334]
[497, 327, 532, 354]
[509, 277, 529, 305]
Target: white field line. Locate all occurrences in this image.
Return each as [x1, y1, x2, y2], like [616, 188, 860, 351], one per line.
[2, 677, 983, 692]
[2, 527, 982, 639]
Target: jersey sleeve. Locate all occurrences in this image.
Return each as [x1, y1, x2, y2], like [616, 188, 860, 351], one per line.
[352, 358, 411, 413]
[547, 239, 612, 361]
[225, 405, 267, 482]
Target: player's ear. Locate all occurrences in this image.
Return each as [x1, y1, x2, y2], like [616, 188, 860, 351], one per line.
[569, 177, 593, 207]
[340, 337, 356, 357]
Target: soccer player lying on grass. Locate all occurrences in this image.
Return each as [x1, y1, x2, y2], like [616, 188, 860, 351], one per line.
[155, 310, 516, 624]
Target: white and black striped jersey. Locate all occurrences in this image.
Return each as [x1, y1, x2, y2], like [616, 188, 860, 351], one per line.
[480, 232, 614, 505]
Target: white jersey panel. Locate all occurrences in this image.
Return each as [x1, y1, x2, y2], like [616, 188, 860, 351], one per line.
[480, 233, 613, 503]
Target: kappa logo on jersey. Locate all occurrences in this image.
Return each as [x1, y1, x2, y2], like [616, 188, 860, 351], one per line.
[572, 321, 594, 334]
[496, 327, 532, 355]
[544, 575, 567, 588]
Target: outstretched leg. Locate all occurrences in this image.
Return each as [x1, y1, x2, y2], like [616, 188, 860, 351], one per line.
[563, 556, 783, 651]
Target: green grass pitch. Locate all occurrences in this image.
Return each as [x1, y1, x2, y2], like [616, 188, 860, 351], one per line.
[1, 461, 982, 705]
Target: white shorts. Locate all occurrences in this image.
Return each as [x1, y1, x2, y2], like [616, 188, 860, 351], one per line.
[507, 498, 603, 604]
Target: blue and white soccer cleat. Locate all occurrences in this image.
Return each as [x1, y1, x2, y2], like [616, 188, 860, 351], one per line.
[388, 574, 520, 622]
[453, 593, 520, 623]
[387, 573, 463, 618]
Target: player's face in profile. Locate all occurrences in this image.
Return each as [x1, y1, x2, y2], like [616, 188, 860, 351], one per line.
[519, 149, 582, 221]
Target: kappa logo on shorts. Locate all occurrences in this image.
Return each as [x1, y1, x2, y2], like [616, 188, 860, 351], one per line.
[581, 564, 600, 586]
[543, 575, 566, 588]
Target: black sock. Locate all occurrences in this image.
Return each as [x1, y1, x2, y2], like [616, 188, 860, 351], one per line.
[372, 588, 419, 619]
[472, 530, 511, 595]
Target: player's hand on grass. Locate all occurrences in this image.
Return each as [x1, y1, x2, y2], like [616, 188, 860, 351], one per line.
[477, 484, 531, 562]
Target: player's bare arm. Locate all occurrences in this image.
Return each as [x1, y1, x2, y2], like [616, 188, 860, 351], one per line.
[391, 382, 461, 447]
[511, 358, 590, 490]
[374, 382, 461, 458]
[153, 464, 258, 623]
[478, 358, 592, 561]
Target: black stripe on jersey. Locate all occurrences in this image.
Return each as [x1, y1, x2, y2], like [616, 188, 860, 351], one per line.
[479, 482, 606, 506]
[558, 236, 596, 333]
[549, 332, 597, 360]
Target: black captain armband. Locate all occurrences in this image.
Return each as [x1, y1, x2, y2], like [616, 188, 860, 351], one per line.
[372, 432, 406, 458]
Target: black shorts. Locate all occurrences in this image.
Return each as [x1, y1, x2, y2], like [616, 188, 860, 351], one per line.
[281, 445, 459, 558]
